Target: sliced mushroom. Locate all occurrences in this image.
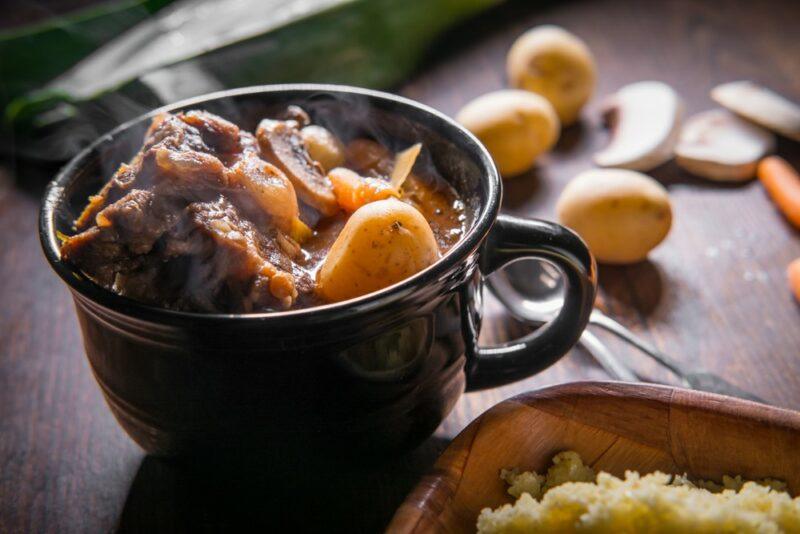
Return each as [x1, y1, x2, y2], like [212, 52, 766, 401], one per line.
[675, 109, 775, 182]
[256, 118, 339, 216]
[594, 81, 682, 171]
[711, 81, 800, 142]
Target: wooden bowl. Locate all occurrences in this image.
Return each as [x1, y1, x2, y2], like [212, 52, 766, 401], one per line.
[388, 381, 800, 533]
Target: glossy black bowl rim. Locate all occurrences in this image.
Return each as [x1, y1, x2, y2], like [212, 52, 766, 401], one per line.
[40, 84, 501, 325]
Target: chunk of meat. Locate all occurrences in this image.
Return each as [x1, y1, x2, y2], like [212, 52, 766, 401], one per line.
[75, 112, 236, 230]
[143, 113, 199, 154]
[226, 155, 311, 242]
[139, 111, 252, 183]
[62, 189, 179, 286]
[62, 110, 326, 313]
[64, 190, 310, 312]
[75, 162, 138, 230]
[61, 226, 128, 286]
[256, 118, 339, 216]
[153, 147, 228, 189]
[94, 189, 181, 254]
[168, 197, 306, 311]
[144, 111, 242, 156]
[345, 138, 394, 176]
[110, 255, 180, 304]
[179, 110, 242, 155]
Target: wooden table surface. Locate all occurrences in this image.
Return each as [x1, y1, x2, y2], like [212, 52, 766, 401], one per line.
[2, 0, 799, 531]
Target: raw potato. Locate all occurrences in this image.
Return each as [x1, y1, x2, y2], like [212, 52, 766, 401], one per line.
[711, 81, 800, 142]
[557, 169, 672, 264]
[675, 109, 774, 182]
[301, 125, 345, 172]
[506, 25, 596, 126]
[456, 90, 560, 177]
[594, 81, 682, 172]
[316, 198, 440, 302]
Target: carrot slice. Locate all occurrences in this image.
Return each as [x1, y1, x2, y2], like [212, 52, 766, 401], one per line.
[328, 167, 398, 212]
[757, 156, 800, 229]
[789, 258, 800, 303]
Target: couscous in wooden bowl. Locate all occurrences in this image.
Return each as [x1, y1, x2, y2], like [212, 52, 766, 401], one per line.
[388, 381, 800, 533]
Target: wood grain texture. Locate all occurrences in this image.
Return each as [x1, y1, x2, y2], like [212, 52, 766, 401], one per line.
[388, 381, 800, 533]
[1, 0, 800, 532]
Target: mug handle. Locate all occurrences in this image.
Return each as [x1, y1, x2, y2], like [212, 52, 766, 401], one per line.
[465, 214, 597, 391]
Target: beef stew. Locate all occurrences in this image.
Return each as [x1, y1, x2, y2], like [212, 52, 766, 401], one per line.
[60, 108, 466, 313]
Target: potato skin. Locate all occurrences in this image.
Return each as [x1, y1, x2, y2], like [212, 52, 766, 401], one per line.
[556, 169, 672, 264]
[316, 198, 440, 302]
[506, 25, 596, 126]
[456, 90, 559, 178]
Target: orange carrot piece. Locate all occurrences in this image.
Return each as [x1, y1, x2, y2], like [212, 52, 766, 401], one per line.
[758, 156, 800, 229]
[789, 258, 800, 303]
[328, 167, 398, 213]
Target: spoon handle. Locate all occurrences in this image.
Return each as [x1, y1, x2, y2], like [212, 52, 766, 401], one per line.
[580, 330, 639, 381]
[589, 310, 690, 377]
[588, 311, 766, 403]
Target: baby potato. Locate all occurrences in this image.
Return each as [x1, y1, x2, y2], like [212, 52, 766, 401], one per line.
[456, 90, 559, 178]
[506, 25, 596, 126]
[301, 125, 345, 172]
[317, 198, 440, 302]
[556, 169, 672, 264]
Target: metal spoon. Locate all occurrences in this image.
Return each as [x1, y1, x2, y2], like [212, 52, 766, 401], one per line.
[488, 260, 766, 403]
[578, 329, 639, 381]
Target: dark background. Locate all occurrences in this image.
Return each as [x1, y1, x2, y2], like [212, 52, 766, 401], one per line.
[1, 0, 111, 29]
[1, 0, 800, 531]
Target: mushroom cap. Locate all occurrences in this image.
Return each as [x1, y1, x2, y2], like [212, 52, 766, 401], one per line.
[675, 109, 775, 181]
[593, 81, 682, 172]
[712, 81, 800, 142]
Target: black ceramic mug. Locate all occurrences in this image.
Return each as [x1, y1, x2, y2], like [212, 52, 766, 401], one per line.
[40, 85, 596, 459]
